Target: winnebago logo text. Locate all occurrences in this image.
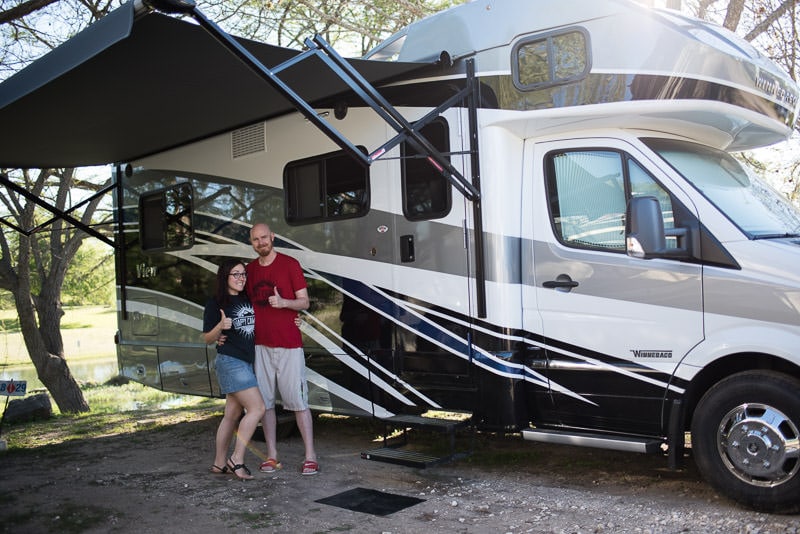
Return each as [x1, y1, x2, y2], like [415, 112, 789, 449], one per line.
[631, 349, 673, 359]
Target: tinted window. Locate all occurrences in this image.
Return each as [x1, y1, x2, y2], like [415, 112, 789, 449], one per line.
[139, 183, 194, 251]
[285, 148, 369, 224]
[514, 29, 589, 90]
[402, 119, 452, 220]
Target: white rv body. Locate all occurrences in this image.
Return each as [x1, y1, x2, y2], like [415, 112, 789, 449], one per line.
[3, 0, 800, 514]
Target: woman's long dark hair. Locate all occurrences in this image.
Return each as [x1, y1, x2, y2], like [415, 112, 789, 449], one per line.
[215, 258, 247, 309]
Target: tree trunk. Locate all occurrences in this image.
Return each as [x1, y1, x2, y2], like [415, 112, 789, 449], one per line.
[14, 234, 89, 413]
[722, 0, 745, 32]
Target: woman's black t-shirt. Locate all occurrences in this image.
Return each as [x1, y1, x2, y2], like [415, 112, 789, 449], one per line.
[202, 293, 256, 364]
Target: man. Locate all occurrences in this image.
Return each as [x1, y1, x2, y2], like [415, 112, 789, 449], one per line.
[246, 222, 318, 475]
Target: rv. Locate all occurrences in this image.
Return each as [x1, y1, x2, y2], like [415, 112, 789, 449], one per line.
[2, 0, 800, 514]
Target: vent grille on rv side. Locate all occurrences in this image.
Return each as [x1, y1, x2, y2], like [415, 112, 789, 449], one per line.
[231, 122, 266, 159]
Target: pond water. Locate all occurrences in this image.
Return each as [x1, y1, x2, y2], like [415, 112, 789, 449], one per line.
[0, 357, 118, 392]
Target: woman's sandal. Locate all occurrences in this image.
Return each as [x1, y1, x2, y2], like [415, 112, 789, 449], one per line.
[210, 464, 230, 475]
[227, 458, 254, 480]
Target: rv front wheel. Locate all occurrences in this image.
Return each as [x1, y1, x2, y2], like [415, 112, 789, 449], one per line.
[691, 370, 800, 513]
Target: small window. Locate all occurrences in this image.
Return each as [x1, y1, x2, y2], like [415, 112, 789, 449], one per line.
[546, 149, 676, 252]
[513, 28, 590, 90]
[139, 183, 194, 251]
[402, 119, 452, 220]
[284, 148, 369, 224]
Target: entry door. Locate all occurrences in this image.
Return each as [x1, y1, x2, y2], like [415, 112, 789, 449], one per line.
[527, 138, 703, 434]
[389, 114, 476, 410]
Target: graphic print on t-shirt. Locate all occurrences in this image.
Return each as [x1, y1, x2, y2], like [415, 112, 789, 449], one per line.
[250, 279, 277, 308]
[230, 302, 255, 338]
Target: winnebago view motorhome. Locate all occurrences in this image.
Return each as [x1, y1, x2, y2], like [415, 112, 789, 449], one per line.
[2, 0, 800, 513]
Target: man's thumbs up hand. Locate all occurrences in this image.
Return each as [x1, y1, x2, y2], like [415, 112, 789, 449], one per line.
[268, 286, 284, 308]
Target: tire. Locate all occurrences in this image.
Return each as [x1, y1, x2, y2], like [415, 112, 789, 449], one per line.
[691, 370, 800, 513]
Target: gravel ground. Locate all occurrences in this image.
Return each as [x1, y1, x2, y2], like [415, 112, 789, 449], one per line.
[2, 410, 799, 533]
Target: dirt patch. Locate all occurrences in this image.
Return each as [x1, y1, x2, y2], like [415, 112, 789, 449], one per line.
[1, 410, 799, 533]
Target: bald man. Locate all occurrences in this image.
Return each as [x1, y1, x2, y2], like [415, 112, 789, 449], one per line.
[246, 222, 318, 475]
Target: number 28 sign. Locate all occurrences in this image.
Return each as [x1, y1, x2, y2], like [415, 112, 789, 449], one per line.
[0, 380, 27, 396]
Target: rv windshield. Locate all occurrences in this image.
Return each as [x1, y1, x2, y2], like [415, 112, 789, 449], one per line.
[643, 138, 800, 239]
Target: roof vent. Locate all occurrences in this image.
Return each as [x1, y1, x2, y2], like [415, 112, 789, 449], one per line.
[231, 122, 266, 159]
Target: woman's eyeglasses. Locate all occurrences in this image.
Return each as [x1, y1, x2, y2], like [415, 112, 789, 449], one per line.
[228, 272, 247, 280]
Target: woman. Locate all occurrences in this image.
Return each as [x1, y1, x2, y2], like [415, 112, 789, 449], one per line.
[203, 259, 265, 480]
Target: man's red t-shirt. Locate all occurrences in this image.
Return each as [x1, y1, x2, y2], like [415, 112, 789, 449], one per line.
[245, 252, 307, 348]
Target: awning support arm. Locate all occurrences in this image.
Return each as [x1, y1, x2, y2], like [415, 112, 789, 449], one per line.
[140, 0, 479, 202]
[0, 173, 116, 247]
[303, 34, 480, 202]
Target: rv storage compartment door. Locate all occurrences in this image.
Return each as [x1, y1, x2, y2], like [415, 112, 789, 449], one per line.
[158, 346, 212, 396]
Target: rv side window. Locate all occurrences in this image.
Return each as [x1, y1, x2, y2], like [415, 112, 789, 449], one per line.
[139, 183, 194, 251]
[513, 28, 590, 90]
[402, 119, 452, 220]
[546, 150, 674, 251]
[284, 148, 369, 225]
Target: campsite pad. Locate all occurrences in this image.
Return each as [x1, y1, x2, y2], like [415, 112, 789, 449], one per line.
[315, 487, 425, 516]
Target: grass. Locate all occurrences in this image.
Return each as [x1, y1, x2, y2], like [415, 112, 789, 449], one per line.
[1, 381, 223, 450]
[81, 380, 220, 414]
[0, 305, 117, 366]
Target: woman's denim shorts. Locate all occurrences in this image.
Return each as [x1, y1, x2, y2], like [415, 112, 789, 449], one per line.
[214, 353, 258, 395]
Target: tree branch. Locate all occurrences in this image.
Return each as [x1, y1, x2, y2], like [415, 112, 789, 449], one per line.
[0, 0, 61, 25]
[744, 0, 795, 42]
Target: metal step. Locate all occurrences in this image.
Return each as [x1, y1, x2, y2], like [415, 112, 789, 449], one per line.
[380, 414, 469, 433]
[521, 428, 664, 454]
[360, 447, 445, 468]
[362, 414, 472, 467]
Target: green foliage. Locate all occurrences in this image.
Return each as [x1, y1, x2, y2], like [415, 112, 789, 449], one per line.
[0, 238, 114, 310]
[0, 290, 13, 310]
[61, 239, 115, 307]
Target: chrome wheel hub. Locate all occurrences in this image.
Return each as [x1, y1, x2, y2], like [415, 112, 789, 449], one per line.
[718, 403, 800, 487]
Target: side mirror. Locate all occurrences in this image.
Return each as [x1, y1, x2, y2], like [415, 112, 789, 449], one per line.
[626, 196, 689, 259]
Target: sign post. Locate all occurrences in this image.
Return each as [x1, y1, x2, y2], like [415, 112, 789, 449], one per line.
[0, 380, 27, 397]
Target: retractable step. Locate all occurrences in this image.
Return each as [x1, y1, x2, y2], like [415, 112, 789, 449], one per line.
[381, 414, 470, 433]
[361, 414, 472, 468]
[521, 428, 664, 454]
[361, 447, 446, 468]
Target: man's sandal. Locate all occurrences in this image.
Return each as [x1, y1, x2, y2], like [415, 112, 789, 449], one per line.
[226, 458, 254, 480]
[259, 458, 283, 473]
[301, 460, 319, 476]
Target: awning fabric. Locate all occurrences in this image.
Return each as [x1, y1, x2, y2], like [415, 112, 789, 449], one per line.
[0, 2, 430, 168]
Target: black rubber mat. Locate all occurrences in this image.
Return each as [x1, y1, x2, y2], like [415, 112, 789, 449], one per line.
[315, 487, 425, 516]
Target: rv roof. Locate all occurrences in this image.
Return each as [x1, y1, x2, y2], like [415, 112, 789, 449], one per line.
[0, 2, 430, 168]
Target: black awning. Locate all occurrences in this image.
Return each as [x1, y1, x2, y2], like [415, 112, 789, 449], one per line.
[0, 2, 430, 168]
